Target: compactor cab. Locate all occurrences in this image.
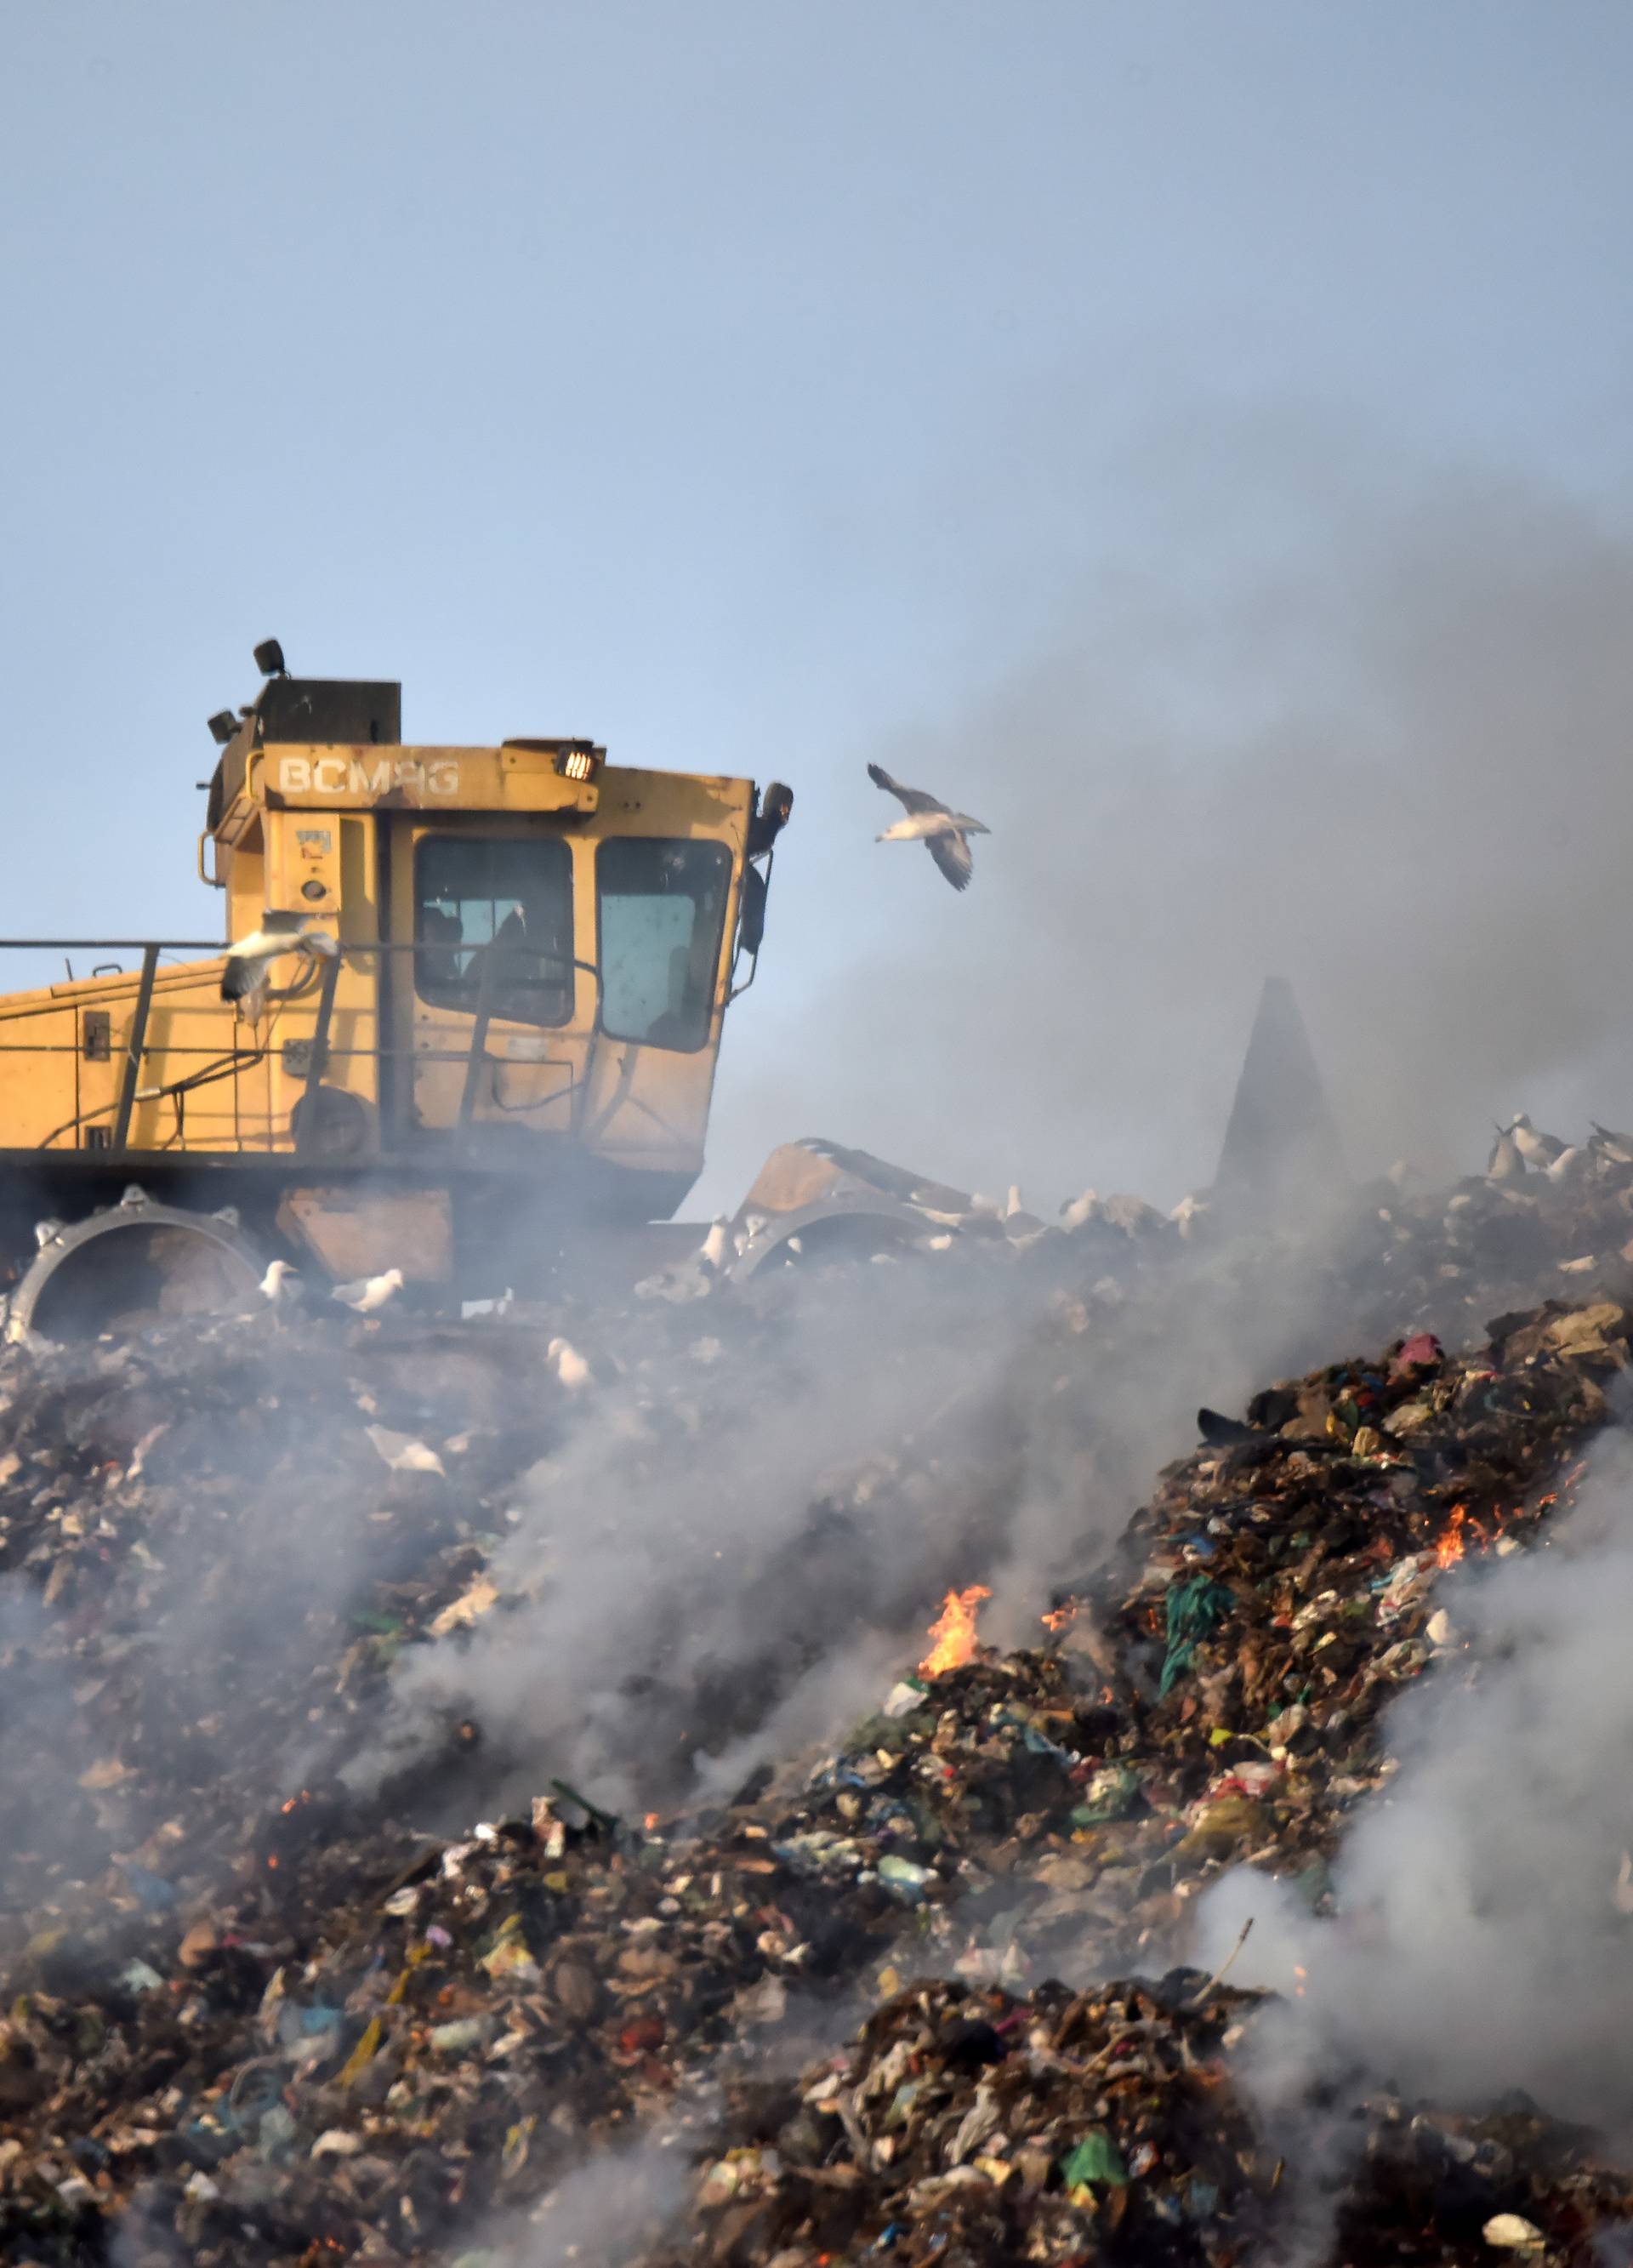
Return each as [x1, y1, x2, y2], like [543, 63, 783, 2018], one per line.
[0, 652, 790, 1336]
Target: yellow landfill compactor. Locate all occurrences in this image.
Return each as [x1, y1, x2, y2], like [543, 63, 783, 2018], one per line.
[0, 647, 793, 1339]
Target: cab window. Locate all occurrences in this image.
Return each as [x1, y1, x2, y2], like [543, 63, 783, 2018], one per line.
[413, 835, 574, 1028]
[596, 839, 731, 1051]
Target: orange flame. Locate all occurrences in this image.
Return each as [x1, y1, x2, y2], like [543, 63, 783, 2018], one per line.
[1040, 1600, 1079, 1636]
[920, 1584, 991, 1677]
[1435, 1506, 1468, 1570]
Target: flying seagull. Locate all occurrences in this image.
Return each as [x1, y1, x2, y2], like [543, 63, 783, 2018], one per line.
[221, 914, 339, 1012]
[867, 763, 989, 893]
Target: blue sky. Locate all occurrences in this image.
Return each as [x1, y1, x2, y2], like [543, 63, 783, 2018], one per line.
[4, 3, 1631, 1210]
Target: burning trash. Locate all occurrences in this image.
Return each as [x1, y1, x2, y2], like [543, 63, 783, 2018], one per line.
[919, 1581, 992, 1676]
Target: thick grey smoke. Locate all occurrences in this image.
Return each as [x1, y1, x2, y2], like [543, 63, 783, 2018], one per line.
[360, 1172, 1492, 1823]
[708, 439, 1633, 1216]
[356, 1253, 1055, 1815]
[1196, 1417, 1633, 2151]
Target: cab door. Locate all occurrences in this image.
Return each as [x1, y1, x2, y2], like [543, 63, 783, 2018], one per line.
[575, 834, 737, 1177]
[384, 816, 587, 1148]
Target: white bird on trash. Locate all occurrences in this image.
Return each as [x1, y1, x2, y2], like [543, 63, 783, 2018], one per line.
[867, 763, 990, 893]
[1487, 1125, 1526, 1182]
[259, 1258, 301, 1314]
[1592, 1122, 1633, 1167]
[1001, 1185, 1047, 1245]
[1169, 1193, 1209, 1239]
[365, 1423, 447, 1478]
[1505, 1114, 1566, 1170]
[1544, 1143, 1588, 1185]
[636, 1219, 731, 1303]
[548, 1336, 594, 1393]
[1060, 1188, 1101, 1231]
[220, 914, 339, 1016]
[731, 1211, 773, 1258]
[332, 1266, 404, 1315]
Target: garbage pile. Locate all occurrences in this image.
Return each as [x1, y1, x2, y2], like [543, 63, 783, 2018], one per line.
[628, 1977, 1633, 2268]
[634, 1971, 1277, 2268]
[5, 1102, 1633, 2263]
[0, 1314, 580, 1971]
[0, 1253, 1629, 2263]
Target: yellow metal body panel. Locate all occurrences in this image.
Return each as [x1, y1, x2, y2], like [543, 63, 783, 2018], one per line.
[255, 744, 602, 817]
[277, 1186, 454, 1282]
[0, 741, 755, 1209]
[741, 1143, 850, 1217]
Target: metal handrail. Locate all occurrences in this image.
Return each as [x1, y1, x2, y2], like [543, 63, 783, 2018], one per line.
[0, 935, 611, 1160]
[0, 934, 604, 1012]
[1, 940, 232, 953]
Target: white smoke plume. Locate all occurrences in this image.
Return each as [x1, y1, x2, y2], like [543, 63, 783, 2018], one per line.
[1196, 1413, 1633, 2154]
[358, 1160, 1513, 1827]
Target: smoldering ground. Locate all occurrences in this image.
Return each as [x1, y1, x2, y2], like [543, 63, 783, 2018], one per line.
[0, 1162, 1500, 1948]
[0, 1317, 573, 1941]
[441, 1981, 887, 2268]
[708, 429, 1633, 1217]
[353, 1247, 1067, 1821]
[1190, 1410, 1633, 2233]
[354, 1155, 1539, 1828]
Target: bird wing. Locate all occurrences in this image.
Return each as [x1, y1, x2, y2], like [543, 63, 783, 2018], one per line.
[868, 761, 942, 817]
[927, 829, 973, 892]
[222, 921, 335, 1000]
[225, 927, 289, 962]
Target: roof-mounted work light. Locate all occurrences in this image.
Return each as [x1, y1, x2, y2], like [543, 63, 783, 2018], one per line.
[554, 744, 602, 784]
